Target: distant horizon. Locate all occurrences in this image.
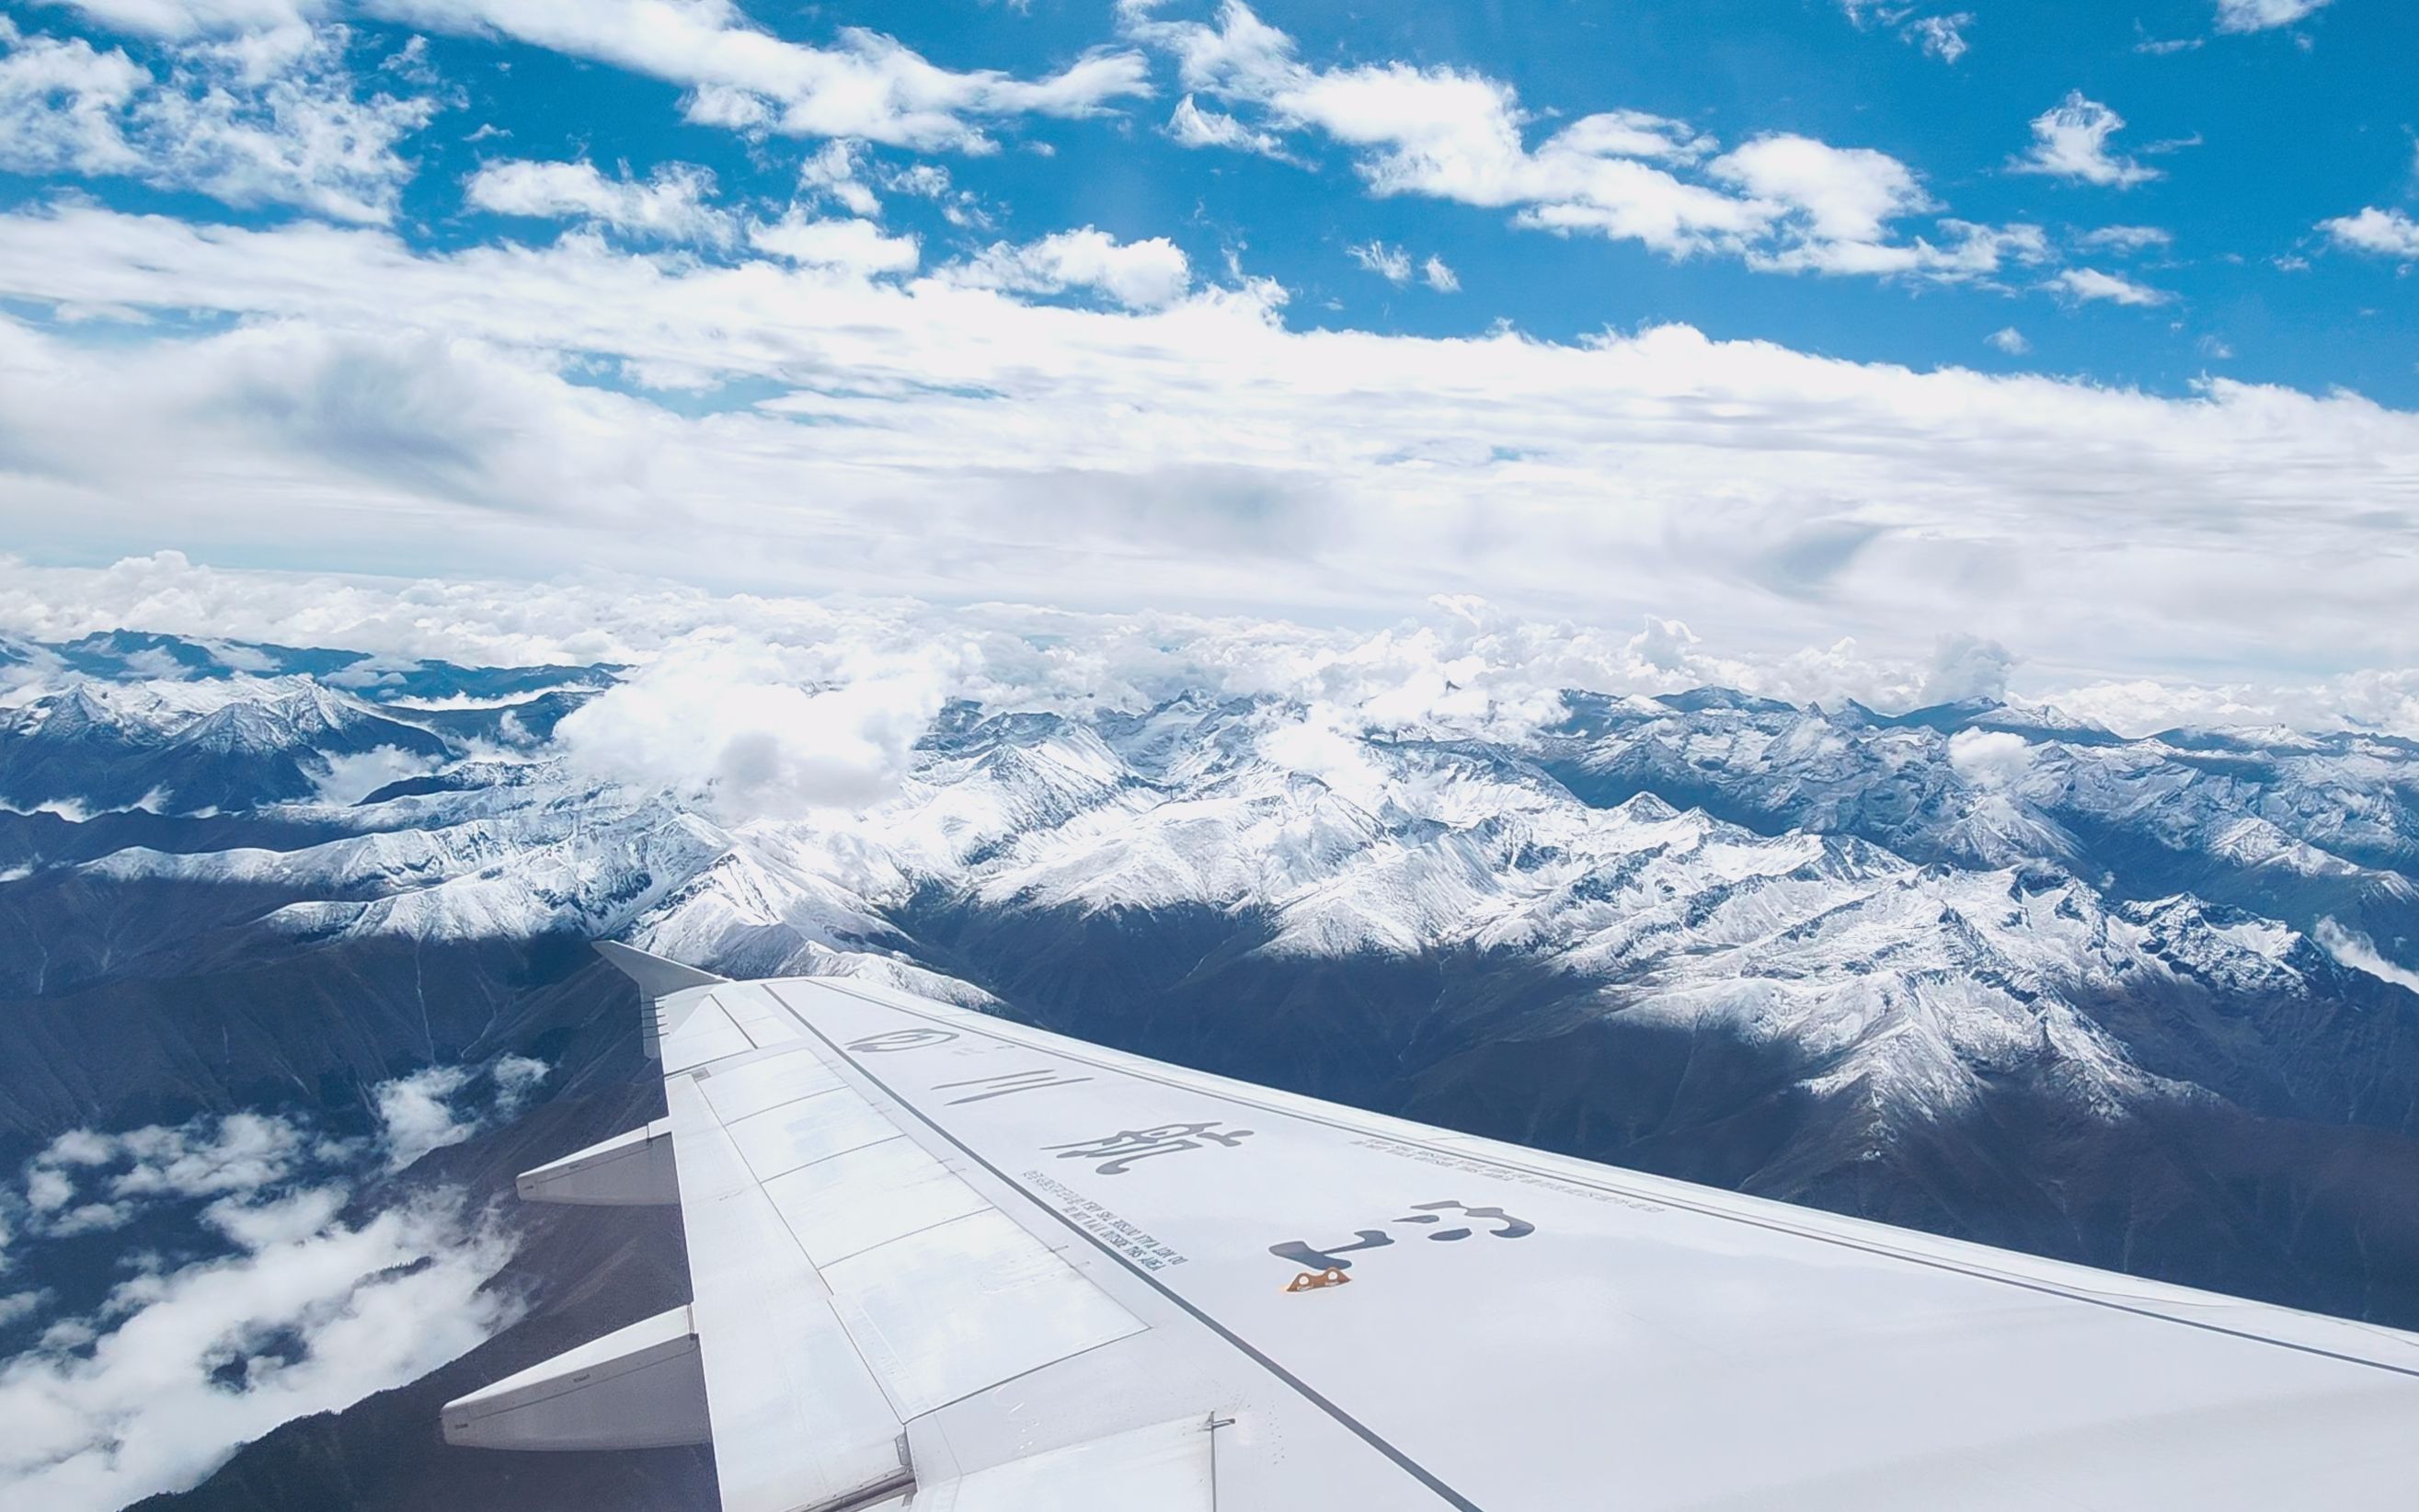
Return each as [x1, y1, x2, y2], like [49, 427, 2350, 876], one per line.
[3, 562, 2409, 744]
[1, 1, 2413, 739]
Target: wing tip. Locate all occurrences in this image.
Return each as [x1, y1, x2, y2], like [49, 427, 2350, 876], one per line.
[593, 939, 727, 996]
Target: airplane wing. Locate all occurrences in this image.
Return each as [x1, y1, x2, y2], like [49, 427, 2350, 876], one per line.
[445, 949, 2419, 1510]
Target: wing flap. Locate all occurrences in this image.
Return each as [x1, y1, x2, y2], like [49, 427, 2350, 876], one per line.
[761, 1136, 990, 1266]
[665, 1071, 910, 1512]
[916, 1415, 1215, 1512]
[721, 1084, 901, 1180]
[664, 1019, 1164, 1499]
[441, 1306, 708, 1452]
[820, 1208, 1144, 1418]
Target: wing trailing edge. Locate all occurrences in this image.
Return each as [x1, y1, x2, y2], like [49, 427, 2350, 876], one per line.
[593, 939, 726, 1060]
[441, 1306, 710, 1452]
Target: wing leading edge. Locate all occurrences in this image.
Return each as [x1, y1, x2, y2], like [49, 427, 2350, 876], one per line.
[447, 948, 2419, 1510]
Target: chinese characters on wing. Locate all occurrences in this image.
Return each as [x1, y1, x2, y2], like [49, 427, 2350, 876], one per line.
[1271, 1201, 1535, 1273]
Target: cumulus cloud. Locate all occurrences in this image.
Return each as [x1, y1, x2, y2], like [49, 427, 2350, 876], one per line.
[0, 17, 434, 222]
[1907, 14, 1973, 63]
[2010, 92, 2159, 189]
[1919, 634, 2014, 704]
[746, 209, 918, 273]
[373, 0, 1149, 151]
[371, 1065, 472, 1170]
[372, 1055, 551, 1170]
[310, 744, 441, 804]
[948, 225, 1192, 308]
[795, 139, 879, 216]
[17, 1112, 315, 1244]
[556, 633, 946, 818]
[2051, 266, 2172, 306]
[2320, 207, 2419, 258]
[1124, 2, 2023, 282]
[466, 158, 733, 244]
[1947, 727, 2035, 787]
[2315, 918, 2419, 993]
[0, 21, 148, 177]
[1987, 326, 2029, 355]
[2214, 0, 2333, 34]
[1165, 91, 1287, 157]
[0, 1188, 520, 1509]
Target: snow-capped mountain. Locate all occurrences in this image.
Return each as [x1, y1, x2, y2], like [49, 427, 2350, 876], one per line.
[4, 631, 2418, 1506]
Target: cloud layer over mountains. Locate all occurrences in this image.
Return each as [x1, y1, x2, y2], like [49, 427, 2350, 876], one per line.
[5, 557, 2417, 764]
[1, 201, 2411, 702]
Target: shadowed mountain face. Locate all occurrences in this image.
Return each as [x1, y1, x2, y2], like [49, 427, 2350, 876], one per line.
[2, 632, 2416, 1508]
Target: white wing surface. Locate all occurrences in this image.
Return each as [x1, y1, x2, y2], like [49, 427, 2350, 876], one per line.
[448, 951, 2419, 1510]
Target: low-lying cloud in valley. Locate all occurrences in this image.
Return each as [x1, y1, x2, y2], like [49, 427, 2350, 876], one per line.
[0, 1068, 547, 1509]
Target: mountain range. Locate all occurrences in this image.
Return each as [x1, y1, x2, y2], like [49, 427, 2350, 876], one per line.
[1, 630, 2414, 1508]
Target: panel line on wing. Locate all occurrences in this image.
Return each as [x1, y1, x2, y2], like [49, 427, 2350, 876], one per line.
[777, 1001, 1486, 1512]
[793, 980, 2419, 1387]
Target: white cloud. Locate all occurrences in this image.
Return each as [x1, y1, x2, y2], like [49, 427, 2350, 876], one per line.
[2051, 267, 2172, 306]
[1347, 243, 1460, 293]
[201, 1184, 347, 1248]
[135, 30, 437, 223]
[465, 158, 733, 244]
[1126, 3, 2016, 281]
[2133, 29, 2202, 55]
[2315, 919, 2419, 993]
[111, 1113, 305, 1199]
[0, 19, 434, 223]
[1, 209, 2417, 701]
[367, 1056, 549, 1170]
[372, 0, 1149, 150]
[372, 1064, 472, 1170]
[1920, 634, 2015, 704]
[39, 0, 327, 39]
[309, 744, 441, 804]
[1347, 239, 1411, 284]
[1987, 326, 2029, 355]
[17, 1113, 312, 1244]
[2320, 207, 2419, 258]
[0, 22, 148, 177]
[1908, 14, 1973, 63]
[490, 1053, 548, 1107]
[1947, 727, 2035, 787]
[2011, 92, 2160, 189]
[1712, 132, 1928, 246]
[747, 210, 918, 274]
[0, 1188, 520, 1510]
[555, 632, 946, 819]
[2078, 223, 2173, 254]
[2214, 0, 2333, 33]
[1165, 91, 1286, 157]
[6, 556, 2419, 739]
[797, 138, 878, 216]
[25, 1167, 76, 1214]
[949, 225, 1192, 308]
[1838, 2, 1972, 62]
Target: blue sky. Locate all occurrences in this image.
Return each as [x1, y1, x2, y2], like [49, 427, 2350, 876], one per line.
[0, 0, 2413, 717]
[14, 1, 2409, 397]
